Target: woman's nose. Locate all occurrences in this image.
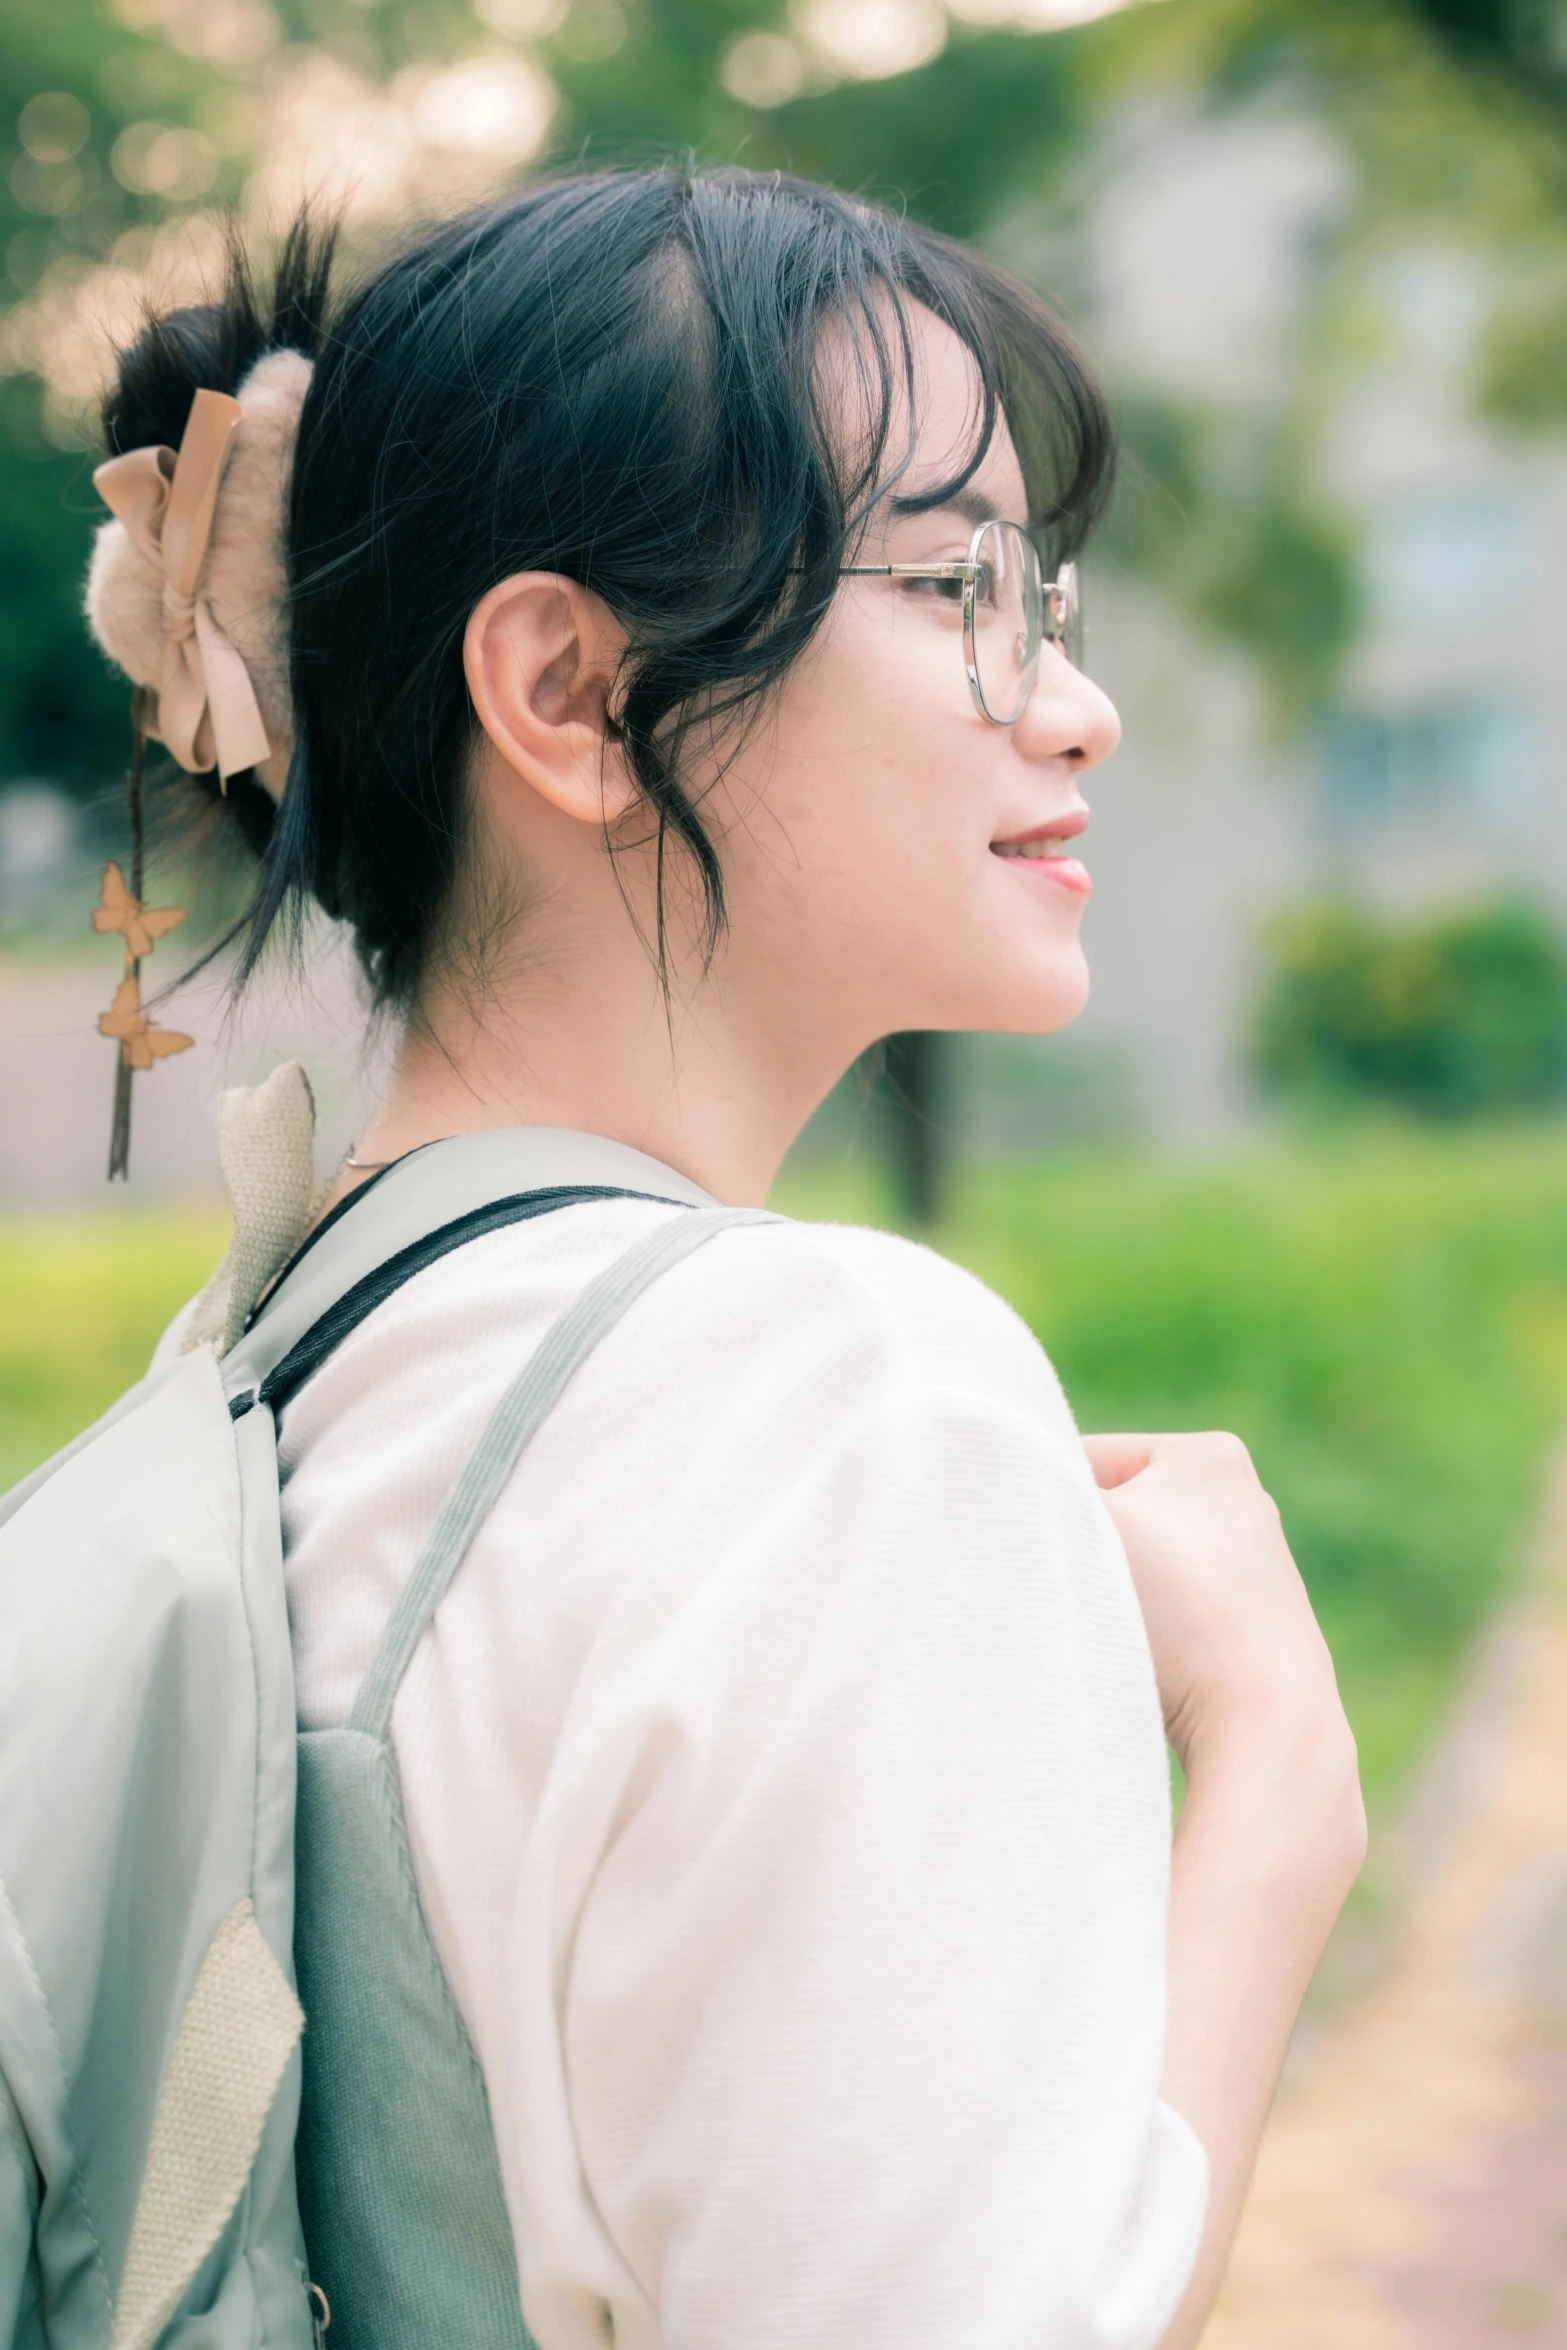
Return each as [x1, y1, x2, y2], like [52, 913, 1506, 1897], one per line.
[1013, 644, 1121, 772]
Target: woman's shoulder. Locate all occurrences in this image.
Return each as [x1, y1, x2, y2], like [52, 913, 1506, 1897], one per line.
[671, 1210, 1076, 1438]
[279, 1193, 1078, 1461]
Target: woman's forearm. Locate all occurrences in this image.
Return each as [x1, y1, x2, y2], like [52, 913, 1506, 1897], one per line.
[1155, 1718, 1366, 2350]
[1078, 1430, 1368, 2345]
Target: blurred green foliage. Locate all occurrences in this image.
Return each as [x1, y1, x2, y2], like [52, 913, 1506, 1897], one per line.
[545, 4, 1090, 240]
[0, 0, 183, 782]
[1106, 394, 1363, 726]
[1252, 897, 1567, 1117]
[1477, 274, 1567, 431]
[779, 1125, 1567, 1807]
[0, 1206, 227, 1489]
[1400, 0, 1567, 120]
[0, 386, 123, 792]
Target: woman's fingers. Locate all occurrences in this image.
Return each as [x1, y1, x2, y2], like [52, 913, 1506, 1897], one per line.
[1080, 1432, 1155, 1489]
[1082, 1428, 1349, 1777]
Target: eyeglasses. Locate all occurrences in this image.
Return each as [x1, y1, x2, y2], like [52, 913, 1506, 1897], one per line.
[841, 520, 1082, 726]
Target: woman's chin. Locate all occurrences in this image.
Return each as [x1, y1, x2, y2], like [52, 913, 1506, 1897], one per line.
[880, 934, 1090, 1040]
[967, 945, 1090, 1038]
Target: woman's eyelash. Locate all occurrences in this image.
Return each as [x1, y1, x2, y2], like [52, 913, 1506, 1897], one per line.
[896, 575, 966, 602]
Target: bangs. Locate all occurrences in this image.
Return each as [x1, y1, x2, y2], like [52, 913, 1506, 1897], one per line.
[679, 174, 1113, 572]
[658, 168, 1114, 732]
[890, 222, 1115, 559]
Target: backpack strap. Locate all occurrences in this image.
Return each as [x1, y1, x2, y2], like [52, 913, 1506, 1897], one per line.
[348, 1204, 774, 1738]
[222, 1122, 720, 1411]
[228, 1186, 681, 1423]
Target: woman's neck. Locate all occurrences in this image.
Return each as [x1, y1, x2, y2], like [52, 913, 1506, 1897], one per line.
[343, 954, 853, 1213]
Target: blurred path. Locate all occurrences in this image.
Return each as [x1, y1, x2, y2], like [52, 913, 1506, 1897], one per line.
[1205, 1462, 1567, 2347]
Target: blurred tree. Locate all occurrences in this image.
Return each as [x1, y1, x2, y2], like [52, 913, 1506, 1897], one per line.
[0, 382, 122, 785]
[1252, 897, 1567, 1118]
[1104, 392, 1363, 728]
[0, 0, 221, 781]
[542, 3, 1090, 242]
[1405, 0, 1567, 114]
[879, 1030, 947, 1225]
[1097, 0, 1567, 454]
[1479, 291, 1567, 429]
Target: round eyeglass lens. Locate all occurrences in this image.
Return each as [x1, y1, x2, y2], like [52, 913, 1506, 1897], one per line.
[1047, 560, 1084, 671]
[969, 519, 1042, 724]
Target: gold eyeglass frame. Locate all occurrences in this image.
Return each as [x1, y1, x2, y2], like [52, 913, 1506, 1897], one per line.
[841, 519, 1081, 726]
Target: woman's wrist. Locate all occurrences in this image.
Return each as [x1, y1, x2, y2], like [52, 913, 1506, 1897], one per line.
[1178, 1695, 1366, 1900]
[1157, 1698, 1365, 2350]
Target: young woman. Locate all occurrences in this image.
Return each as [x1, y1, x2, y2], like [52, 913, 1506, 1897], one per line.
[87, 167, 1364, 2350]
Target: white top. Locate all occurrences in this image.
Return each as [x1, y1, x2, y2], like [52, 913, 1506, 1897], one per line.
[278, 1137, 1208, 2350]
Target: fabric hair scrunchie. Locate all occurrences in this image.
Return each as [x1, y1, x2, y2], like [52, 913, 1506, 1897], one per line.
[85, 347, 311, 802]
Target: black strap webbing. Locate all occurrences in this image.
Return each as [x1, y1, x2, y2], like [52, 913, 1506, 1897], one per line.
[230, 1185, 688, 1422]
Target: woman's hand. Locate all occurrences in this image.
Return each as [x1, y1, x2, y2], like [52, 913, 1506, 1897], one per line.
[1081, 1429, 1366, 2350]
[1081, 1430, 1354, 1798]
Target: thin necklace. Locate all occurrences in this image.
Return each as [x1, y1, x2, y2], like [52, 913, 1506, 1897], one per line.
[343, 1145, 393, 1171]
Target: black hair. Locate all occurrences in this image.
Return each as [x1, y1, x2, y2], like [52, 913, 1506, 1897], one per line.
[99, 164, 1114, 1013]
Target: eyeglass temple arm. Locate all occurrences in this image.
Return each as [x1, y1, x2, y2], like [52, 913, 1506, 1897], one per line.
[839, 561, 1072, 588]
[838, 562, 979, 579]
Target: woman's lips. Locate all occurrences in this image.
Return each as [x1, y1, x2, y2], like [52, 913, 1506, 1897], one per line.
[990, 830, 1092, 896]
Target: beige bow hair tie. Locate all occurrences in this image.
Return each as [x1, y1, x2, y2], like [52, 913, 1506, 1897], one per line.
[93, 388, 273, 786]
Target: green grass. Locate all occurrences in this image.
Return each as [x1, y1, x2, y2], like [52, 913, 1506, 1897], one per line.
[777, 1126, 1567, 1811]
[0, 1209, 228, 1491]
[8, 1126, 1567, 1815]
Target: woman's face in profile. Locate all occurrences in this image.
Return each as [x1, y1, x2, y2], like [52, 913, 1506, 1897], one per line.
[691, 301, 1123, 1061]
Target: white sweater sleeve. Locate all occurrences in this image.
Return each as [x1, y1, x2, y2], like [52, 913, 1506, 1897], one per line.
[509, 1365, 1207, 2350]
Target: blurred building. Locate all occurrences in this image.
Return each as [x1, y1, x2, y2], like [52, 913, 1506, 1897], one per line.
[1063, 100, 1567, 1141]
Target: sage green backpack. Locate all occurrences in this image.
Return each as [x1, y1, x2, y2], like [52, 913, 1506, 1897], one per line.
[0, 1077, 765, 2350]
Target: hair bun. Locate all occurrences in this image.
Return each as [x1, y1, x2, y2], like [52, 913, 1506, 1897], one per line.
[85, 346, 311, 803]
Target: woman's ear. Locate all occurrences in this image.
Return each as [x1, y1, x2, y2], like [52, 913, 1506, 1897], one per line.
[464, 574, 638, 826]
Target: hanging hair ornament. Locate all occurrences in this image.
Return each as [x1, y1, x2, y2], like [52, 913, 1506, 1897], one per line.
[84, 358, 311, 1177]
[94, 683, 193, 1180]
[84, 352, 312, 1178]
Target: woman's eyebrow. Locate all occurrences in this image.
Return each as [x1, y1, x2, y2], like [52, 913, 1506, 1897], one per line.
[887, 486, 1007, 528]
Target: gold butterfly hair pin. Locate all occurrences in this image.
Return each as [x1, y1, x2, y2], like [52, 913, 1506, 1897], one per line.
[94, 686, 193, 1179]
